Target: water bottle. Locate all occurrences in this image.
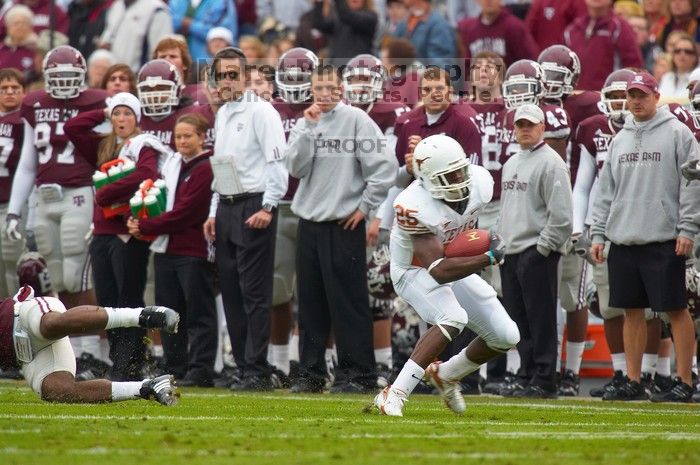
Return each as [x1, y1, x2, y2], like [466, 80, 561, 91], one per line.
[144, 195, 161, 217]
[130, 196, 144, 218]
[93, 171, 109, 189]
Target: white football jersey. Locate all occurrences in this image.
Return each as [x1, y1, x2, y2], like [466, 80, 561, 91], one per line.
[390, 164, 494, 273]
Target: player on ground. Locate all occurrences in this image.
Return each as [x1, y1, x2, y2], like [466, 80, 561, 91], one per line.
[267, 47, 319, 386]
[0, 258, 179, 404]
[343, 53, 410, 384]
[5, 45, 107, 309]
[0, 68, 27, 296]
[367, 134, 519, 417]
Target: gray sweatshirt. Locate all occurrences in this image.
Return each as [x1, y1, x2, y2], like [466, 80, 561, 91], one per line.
[591, 106, 700, 245]
[498, 141, 573, 255]
[286, 102, 398, 222]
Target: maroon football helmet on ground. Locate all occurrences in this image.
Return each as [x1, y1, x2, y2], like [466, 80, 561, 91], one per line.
[42, 45, 87, 99]
[137, 59, 183, 117]
[538, 45, 581, 100]
[502, 60, 545, 110]
[17, 252, 52, 297]
[275, 47, 319, 104]
[342, 54, 387, 105]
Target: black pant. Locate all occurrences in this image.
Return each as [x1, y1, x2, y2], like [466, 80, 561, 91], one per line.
[154, 253, 218, 381]
[500, 246, 560, 391]
[90, 235, 150, 381]
[215, 196, 276, 378]
[296, 219, 376, 387]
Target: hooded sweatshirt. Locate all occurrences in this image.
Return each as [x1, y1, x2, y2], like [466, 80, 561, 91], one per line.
[591, 106, 700, 245]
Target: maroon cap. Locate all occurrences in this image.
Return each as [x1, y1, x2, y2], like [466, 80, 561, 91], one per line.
[627, 72, 659, 95]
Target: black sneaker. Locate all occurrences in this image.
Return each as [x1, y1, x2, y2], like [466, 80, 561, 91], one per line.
[214, 366, 242, 388]
[329, 381, 374, 394]
[590, 370, 625, 397]
[483, 371, 516, 395]
[139, 306, 180, 333]
[289, 377, 325, 393]
[140, 375, 178, 405]
[602, 379, 648, 401]
[512, 384, 558, 399]
[499, 379, 528, 397]
[640, 372, 656, 396]
[270, 368, 291, 389]
[558, 369, 580, 396]
[650, 379, 694, 403]
[653, 374, 675, 393]
[230, 374, 273, 392]
[75, 353, 111, 381]
[0, 367, 23, 379]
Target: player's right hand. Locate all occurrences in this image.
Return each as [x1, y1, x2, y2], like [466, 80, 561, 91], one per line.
[203, 217, 216, 242]
[304, 104, 322, 122]
[5, 214, 22, 242]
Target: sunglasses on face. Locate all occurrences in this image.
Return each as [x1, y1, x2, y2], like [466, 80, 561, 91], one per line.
[215, 70, 240, 81]
[673, 48, 696, 55]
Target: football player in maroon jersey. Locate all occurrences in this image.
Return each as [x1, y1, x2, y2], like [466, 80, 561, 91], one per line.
[267, 47, 319, 386]
[343, 53, 410, 383]
[0, 68, 27, 296]
[137, 59, 214, 152]
[5, 45, 108, 311]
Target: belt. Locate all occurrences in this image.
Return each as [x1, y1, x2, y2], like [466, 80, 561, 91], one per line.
[219, 192, 263, 205]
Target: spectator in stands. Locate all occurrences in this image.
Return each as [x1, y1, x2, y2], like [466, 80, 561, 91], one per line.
[381, 37, 423, 108]
[101, 64, 137, 96]
[564, 0, 642, 91]
[236, 0, 257, 36]
[614, 0, 644, 19]
[239, 35, 267, 61]
[64, 92, 171, 381]
[393, 0, 456, 70]
[87, 49, 116, 89]
[382, 0, 409, 37]
[644, 0, 669, 44]
[68, 0, 113, 60]
[152, 36, 203, 104]
[653, 51, 673, 81]
[128, 113, 217, 387]
[525, 0, 587, 50]
[312, 0, 378, 67]
[206, 27, 234, 60]
[446, 0, 481, 27]
[265, 37, 294, 66]
[629, 14, 665, 72]
[659, 0, 698, 50]
[659, 32, 698, 99]
[171, 0, 238, 63]
[295, 5, 327, 54]
[257, 0, 311, 31]
[0, 5, 36, 79]
[0, 0, 69, 40]
[98, 0, 173, 71]
[286, 65, 396, 393]
[459, 0, 540, 68]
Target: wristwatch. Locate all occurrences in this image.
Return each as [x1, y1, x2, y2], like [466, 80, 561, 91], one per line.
[262, 203, 275, 213]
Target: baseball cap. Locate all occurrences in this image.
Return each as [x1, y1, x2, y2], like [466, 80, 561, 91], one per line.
[206, 27, 233, 46]
[107, 92, 141, 123]
[514, 103, 545, 124]
[627, 72, 659, 95]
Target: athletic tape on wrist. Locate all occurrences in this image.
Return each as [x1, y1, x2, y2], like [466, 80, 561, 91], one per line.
[428, 257, 445, 273]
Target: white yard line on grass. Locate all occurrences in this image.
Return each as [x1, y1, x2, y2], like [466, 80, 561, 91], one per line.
[487, 431, 700, 441]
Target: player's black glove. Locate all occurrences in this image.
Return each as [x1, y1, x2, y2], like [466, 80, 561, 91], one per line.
[487, 233, 505, 265]
[681, 159, 700, 183]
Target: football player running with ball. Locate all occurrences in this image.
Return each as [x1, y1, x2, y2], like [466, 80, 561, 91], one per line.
[367, 134, 520, 417]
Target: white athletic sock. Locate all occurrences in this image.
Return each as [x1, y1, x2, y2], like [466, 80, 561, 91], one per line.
[374, 347, 393, 369]
[392, 359, 425, 397]
[657, 356, 671, 377]
[111, 381, 143, 401]
[506, 348, 520, 374]
[565, 341, 586, 374]
[611, 352, 627, 374]
[437, 348, 481, 381]
[288, 334, 300, 362]
[104, 307, 142, 330]
[641, 353, 658, 375]
[269, 344, 289, 375]
[479, 363, 487, 379]
[556, 301, 564, 372]
[692, 355, 698, 375]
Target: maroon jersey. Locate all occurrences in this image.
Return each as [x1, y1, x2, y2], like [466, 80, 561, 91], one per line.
[183, 83, 209, 106]
[563, 90, 603, 131]
[0, 44, 35, 76]
[366, 101, 409, 135]
[394, 105, 481, 168]
[0, 298, 18, 371]
[273, 98, 310, 201]
[383, 71, 422, 108]
[0, 109, 24, 203]
[22, 88, 108, 187]
[574, 114, 618, 176]
[525, 0, 587, 50]
[471, 100, 507, 188]
[666, 103, 697, 132]
[140, 104, 200, 151]
[495, 103, 570, 199]
[458, 9, 540, 67]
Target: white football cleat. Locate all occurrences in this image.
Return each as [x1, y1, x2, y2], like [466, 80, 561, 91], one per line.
[425, 362, 466, 414]
[367, 386, 407, 417]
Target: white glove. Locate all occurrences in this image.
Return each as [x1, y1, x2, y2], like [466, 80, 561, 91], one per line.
[5, 214, 22, 241]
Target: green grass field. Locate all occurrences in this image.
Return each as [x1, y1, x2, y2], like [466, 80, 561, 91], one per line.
[0, 381, 698, 465]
